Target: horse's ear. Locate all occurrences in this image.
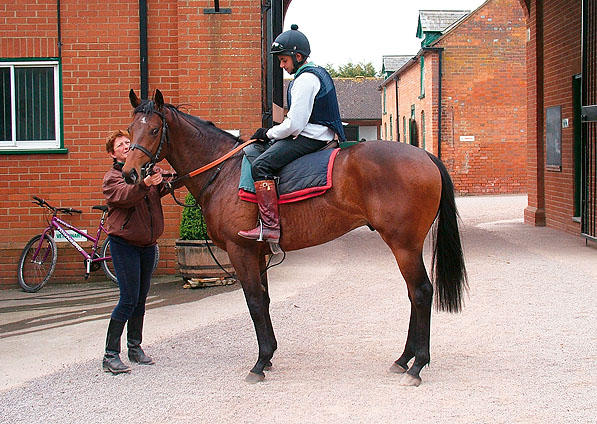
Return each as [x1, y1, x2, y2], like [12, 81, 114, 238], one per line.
[129, 89, 141, 108]
[154, 89, 164, 110]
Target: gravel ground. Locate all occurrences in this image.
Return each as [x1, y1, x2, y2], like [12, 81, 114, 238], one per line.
[1, 195, 596, 423]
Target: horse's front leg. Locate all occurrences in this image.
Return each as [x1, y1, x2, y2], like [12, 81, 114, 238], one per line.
[259, 255, 277, 371]
[228, 245, 276, 383]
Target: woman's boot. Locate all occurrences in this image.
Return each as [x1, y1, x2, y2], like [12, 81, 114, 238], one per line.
[127, 314, 154, 365]
[102, 318, 131, 374]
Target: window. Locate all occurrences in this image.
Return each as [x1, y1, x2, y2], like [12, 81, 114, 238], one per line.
[419, 56, 425, 98]
[384, 123, 387, 140]
[344, 125, 359, 141]
[383, 86, 387, 115]
[0, 60, 62, 152]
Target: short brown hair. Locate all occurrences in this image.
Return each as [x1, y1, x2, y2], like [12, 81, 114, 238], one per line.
[105, 129, 130, 154]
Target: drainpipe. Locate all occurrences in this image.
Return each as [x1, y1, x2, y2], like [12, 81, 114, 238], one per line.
[56, 0, 62, 58]
[139, 0, 149, 99]
[423, 47, 443, 159]
[394, 75, 399, 141]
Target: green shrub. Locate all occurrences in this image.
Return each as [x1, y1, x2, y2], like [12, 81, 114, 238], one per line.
[179, 193, 209, 240]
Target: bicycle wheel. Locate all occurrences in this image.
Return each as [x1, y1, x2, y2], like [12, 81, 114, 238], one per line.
[100, 238, 118, 284]
[101, 239, 159, 284]
[17, 234, 58, 293]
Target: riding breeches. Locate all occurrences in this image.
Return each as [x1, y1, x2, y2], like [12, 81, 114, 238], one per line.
[244, 135, 328, 181]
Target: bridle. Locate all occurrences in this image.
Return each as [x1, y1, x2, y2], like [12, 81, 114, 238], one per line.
[129, 106, 256, 204]
[130, 109, 169, 177]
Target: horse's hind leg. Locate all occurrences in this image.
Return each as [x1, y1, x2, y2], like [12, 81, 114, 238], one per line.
[390, 248, 433, 386]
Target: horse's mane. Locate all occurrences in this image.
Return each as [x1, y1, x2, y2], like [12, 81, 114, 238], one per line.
[133, 99, 240, 143]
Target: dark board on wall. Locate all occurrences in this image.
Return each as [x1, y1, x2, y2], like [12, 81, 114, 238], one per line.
[546, 105, 562, 171]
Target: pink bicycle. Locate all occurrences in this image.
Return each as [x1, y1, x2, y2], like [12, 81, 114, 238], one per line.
[17, 196, 158, 292]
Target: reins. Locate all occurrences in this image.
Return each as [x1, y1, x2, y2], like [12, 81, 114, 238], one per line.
[164, 137, 256, 194]
[132, 105, 283, 277]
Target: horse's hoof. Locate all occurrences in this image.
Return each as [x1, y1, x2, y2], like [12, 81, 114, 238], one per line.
[245, 372, 265, 383]
[400, 373, 422, 387]
[389, 362, 408, 374]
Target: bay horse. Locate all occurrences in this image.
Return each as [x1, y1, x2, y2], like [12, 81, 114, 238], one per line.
[123, 89, 467, 386]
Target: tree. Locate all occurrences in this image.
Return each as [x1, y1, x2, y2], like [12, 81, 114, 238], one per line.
[324, 61, 379, 78]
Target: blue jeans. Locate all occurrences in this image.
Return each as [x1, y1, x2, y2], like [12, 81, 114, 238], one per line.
[109, 235, 156, 322]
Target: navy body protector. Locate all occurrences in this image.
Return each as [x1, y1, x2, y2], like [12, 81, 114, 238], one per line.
[287, 64, 346, 142]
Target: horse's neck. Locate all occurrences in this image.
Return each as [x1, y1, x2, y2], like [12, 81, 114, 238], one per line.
[167, 124, 241, 204]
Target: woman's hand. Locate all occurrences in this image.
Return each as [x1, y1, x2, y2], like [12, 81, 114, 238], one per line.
[143, 167, 163, 186]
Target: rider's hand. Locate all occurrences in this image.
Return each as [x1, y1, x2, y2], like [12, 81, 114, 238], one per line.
[251, 128, 270, 142]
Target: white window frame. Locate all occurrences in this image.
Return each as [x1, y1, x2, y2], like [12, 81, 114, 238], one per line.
[0, 60, 61, 152]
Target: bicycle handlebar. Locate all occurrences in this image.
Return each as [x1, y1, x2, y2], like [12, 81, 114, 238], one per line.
[31, 196, 82, 215]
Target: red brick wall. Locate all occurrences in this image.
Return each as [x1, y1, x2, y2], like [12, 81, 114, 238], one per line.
[382, 53, 438, 154]
[0, 0, 263, 288]
[538, 0, 581, 234]
[437, 0, 527, 194]
[382, 0, 527, 194]
[524, 0, 546, 226]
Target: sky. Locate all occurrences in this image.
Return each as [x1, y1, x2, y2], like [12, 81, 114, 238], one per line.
[284, 0, 488, 71]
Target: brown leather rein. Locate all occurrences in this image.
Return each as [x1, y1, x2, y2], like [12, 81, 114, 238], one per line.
[163, 137, 256, 206]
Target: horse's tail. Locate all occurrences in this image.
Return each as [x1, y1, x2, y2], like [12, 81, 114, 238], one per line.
[427, 152, 468, 313]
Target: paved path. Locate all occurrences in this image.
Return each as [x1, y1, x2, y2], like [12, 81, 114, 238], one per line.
[1, 195, 596, 423]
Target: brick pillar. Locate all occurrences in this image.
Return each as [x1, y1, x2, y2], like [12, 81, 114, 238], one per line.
[524, 0, 546, 226]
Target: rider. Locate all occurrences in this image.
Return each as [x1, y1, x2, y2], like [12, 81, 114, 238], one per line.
[239, 24, 346, 244]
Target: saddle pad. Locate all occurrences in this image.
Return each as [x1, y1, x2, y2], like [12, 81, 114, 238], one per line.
[238, 148, 340, 204]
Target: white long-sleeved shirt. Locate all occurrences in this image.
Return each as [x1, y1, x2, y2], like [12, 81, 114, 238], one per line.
[266, 70, 336, 142]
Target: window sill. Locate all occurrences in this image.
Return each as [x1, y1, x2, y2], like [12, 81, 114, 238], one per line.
[0, 148, 69, 155]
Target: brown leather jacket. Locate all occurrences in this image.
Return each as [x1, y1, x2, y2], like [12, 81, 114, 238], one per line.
[102, 163, 165, 246]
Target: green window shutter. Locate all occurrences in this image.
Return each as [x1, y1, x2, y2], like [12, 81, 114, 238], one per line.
[389, 115, 393, 141]
[421, 111, 426, 150]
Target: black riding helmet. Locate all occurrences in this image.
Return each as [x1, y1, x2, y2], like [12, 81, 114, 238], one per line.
[271, 24, 310, 73]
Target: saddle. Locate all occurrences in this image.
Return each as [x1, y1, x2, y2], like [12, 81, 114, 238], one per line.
[238, 143, 340, 204]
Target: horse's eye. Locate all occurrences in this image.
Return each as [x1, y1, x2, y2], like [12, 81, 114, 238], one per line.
[151, 128, 159, 135]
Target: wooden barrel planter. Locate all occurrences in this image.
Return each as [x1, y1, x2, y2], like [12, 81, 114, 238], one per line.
[175, 239, 236, 287]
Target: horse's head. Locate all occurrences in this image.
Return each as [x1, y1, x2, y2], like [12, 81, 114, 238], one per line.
[122, 89, 169, 185]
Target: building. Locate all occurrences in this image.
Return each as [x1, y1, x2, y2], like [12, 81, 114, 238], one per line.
[381, 55, 411, 79]
[380, 0, 527, 194]
[0, 0, 281, 287]
[331, 77, 382, 141]
[524, 0, 596, 239]
[283, 76, 382, 141]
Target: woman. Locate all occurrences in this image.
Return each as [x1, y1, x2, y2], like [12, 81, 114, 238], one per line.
[101, 129, 165, 374]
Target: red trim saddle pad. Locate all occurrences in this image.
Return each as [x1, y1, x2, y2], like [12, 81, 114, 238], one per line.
[239, 148, 340, 204]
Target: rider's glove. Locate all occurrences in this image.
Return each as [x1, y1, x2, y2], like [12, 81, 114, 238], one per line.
[251, 128, 270, 142]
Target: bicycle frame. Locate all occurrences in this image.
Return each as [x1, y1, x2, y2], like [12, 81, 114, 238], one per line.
[37, 214, 111, 275]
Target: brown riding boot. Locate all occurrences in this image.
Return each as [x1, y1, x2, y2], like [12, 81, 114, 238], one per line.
[238, 180, 280, 243]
